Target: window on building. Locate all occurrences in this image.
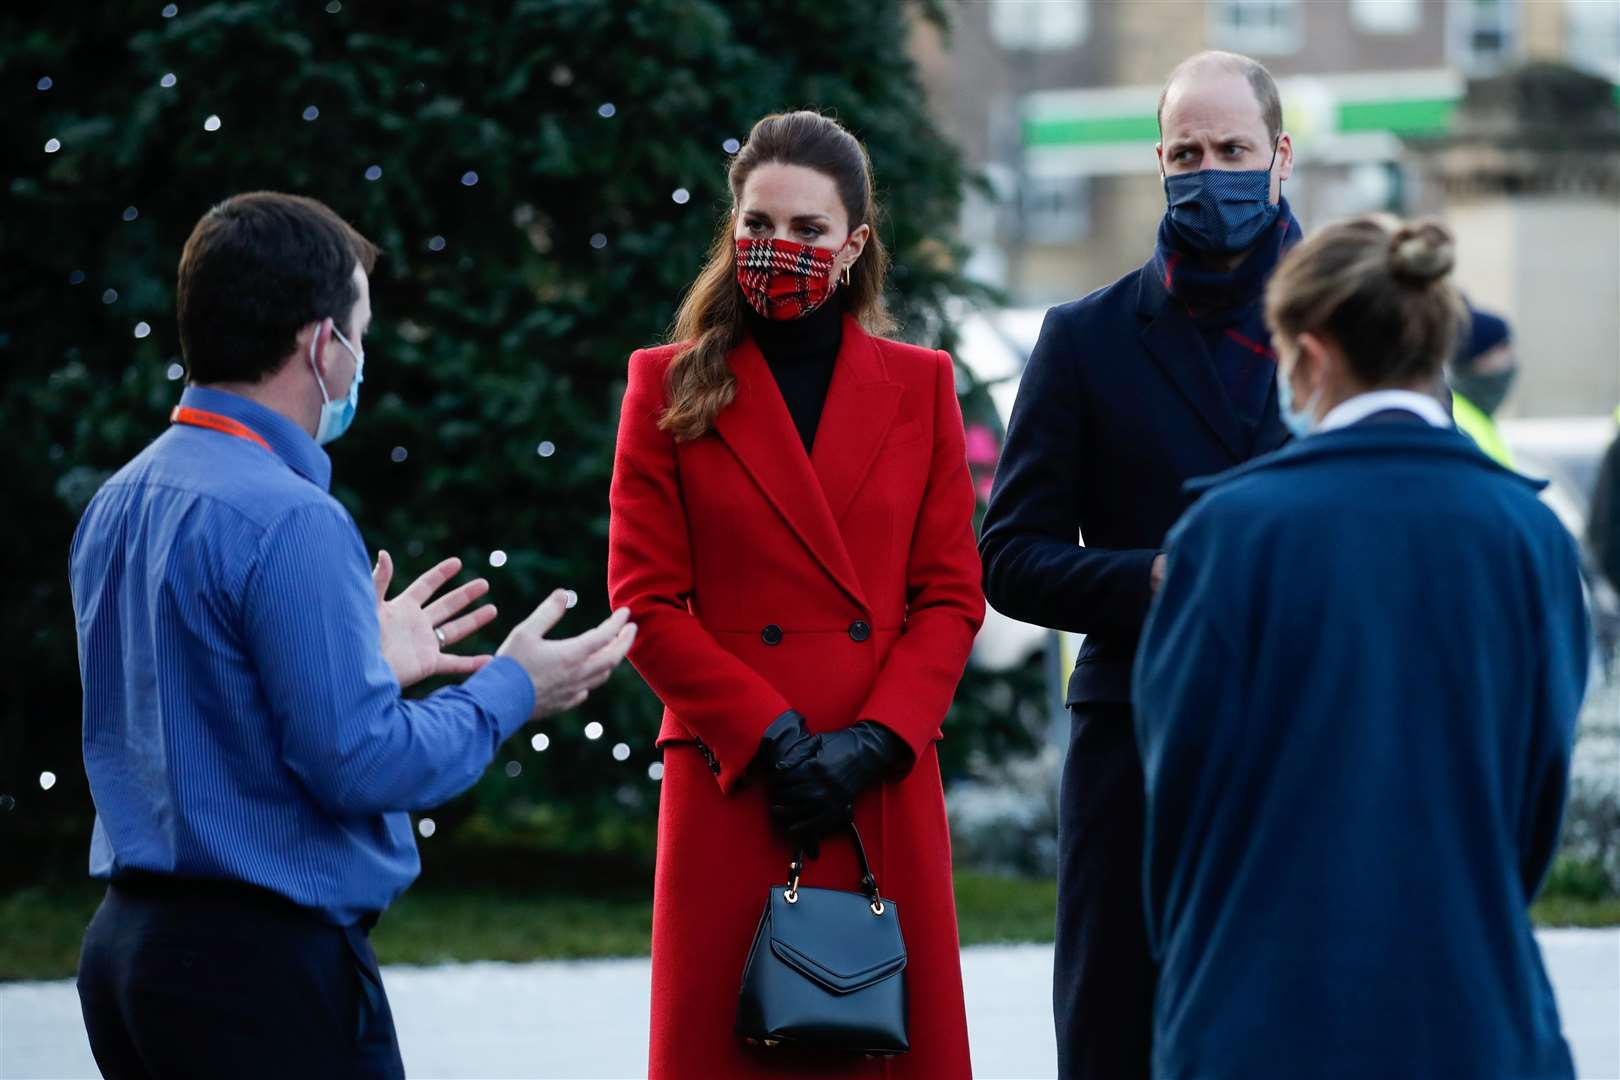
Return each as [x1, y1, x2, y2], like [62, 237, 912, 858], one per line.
[1210, 0, 1303, 55]
[989, 0, 1088, 52]
[1019, 175, 1091, 245]
[1447, 0, 1518, 75]
[1565, 0, 1620, 82]
[1352, 0, 1422, 35]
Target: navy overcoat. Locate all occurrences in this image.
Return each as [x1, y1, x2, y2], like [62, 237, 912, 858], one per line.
[980, 258, 1290, 704]
[1135, 420, 1589, 1080]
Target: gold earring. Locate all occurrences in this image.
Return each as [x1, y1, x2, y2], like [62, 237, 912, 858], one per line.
[841, 262, 852, 286]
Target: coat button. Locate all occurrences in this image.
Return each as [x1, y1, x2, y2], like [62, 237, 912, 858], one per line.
[848, 620, 871, 643]
[762, 624, 783, 646]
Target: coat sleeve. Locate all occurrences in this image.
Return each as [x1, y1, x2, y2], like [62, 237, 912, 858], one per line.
[858, 350, 987, 761]
[1131, 508, 1245, 960]
[1517, 525, 1590, 900]
[978, 306, 1159, 638]
[606, 349, 792, 794]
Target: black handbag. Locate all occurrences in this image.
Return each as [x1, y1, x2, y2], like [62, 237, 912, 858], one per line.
[734, 823, 909, 1055]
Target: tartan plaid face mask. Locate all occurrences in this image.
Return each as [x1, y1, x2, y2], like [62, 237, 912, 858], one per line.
[735, 237, 843, 321]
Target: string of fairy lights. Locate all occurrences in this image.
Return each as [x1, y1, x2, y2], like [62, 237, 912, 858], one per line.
[14, 0, 741, 824]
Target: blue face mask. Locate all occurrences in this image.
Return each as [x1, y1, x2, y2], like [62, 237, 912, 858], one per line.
[308, 324, 364, 445]
[1276, 361, 1320, 439]
[1163, 141, 1281, 255]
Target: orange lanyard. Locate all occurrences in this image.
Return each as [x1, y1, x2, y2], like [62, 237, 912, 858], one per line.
[169, 406, 273, 453]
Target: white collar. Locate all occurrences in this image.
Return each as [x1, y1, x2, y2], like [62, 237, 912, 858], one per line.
[1318, 389, 1452, 433]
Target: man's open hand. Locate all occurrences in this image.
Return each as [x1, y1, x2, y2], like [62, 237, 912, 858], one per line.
[498, 591, 637, 719]
[373, 550, 498, 689]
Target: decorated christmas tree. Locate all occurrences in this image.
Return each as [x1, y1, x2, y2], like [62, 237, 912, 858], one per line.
[1, 0, 1035, 874]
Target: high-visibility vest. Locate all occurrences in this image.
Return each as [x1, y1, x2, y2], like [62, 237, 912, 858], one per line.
[1453, 391, 1515, 469]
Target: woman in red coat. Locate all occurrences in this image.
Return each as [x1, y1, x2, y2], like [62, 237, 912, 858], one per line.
[607, 111, 984, 1078]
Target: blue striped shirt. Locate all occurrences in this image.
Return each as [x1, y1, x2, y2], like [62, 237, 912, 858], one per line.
[69, 386, 535, 925]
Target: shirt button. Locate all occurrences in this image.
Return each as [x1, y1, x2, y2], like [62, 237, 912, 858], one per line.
[762, 624, 784, 646]
[848, 620, 871, 643]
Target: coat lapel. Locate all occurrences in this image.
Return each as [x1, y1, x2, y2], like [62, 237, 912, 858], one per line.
[811, 317, 904, 525]
[714, 334, 870, 610]
[1137, 264, 1247, 463]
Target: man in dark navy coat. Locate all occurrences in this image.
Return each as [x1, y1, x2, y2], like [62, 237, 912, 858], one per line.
[979, 50, 1302, 1080]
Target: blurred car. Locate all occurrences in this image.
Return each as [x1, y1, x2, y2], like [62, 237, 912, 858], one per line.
[1500, 416, 1613, 544]
[1501, 415, 1620, 664]
[954, 305, 1054, 676]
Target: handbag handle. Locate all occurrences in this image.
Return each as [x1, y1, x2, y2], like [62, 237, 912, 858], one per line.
[785, 823, 885, 916]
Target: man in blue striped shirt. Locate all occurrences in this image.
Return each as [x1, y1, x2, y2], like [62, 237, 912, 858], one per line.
[69, 192, 636, 1078]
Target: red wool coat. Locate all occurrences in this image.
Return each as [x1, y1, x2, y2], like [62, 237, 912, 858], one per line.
[607, 315, 986, 1079]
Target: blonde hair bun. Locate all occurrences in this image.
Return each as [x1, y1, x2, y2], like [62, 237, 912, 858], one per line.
[1388, 220, 1455, 286]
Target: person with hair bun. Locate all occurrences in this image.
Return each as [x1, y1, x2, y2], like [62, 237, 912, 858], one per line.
[1133, 215, 1589, 1080]
[608, 111, 982, 1077]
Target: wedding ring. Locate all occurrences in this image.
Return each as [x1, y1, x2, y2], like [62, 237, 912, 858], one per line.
[434, 627, 446, 646]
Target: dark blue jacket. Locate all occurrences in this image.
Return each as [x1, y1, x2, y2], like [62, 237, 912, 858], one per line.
[1134, 420, 1588, 1080]
[979, 258, 1289, 704]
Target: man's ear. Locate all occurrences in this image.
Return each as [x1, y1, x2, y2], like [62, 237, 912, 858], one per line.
[302, 318, 333, 375]
[1275, 132, 1294, 183]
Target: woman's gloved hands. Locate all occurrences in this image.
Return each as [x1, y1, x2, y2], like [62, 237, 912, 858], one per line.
[764, 720, 913, 850]
[753, 709, 819, 775]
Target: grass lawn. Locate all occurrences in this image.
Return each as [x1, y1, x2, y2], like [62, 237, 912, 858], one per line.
[1526, 895, 1620, 929]
[2, 873, 1613, 983]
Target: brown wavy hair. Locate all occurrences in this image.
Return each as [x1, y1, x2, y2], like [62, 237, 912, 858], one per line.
[660, 111, 894, 441]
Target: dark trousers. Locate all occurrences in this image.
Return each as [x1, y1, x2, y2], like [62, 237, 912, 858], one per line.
[1053, 702, 1156, 1080]
[76, 877, 405, 1080]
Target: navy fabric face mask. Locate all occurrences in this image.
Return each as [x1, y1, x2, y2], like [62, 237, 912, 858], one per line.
[1163, 141, 1281, 256]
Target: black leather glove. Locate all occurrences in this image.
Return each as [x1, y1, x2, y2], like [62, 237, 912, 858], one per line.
[752, 709, 819, 776]
[768, 721, 912, 849]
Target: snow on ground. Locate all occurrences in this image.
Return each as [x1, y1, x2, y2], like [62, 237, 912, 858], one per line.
[4, 934, 1617, 1079]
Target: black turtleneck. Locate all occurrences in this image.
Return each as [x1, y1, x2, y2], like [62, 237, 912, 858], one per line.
[745, 298, 843, 454]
